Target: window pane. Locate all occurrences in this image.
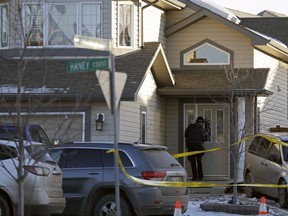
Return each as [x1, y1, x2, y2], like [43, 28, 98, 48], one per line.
[82, 3, 101, 38]
[203, 110, 212, 142]
[185, 43, 229, 64]
[48, 3, 76, 46]
[119, 4, 131, 46]
[1, 5, 8, 47]
[65, 149, 101, 168]
[102, 150, 133, 167]
[216, 110, 224, 143]
[24, 4, 44, 46]
[141, 111, 146, 143]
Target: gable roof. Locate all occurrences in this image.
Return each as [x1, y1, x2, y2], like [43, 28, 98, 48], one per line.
[165, 6, 288, 63]
[158, 68, 272, 97]
[0, 43, 174, 101]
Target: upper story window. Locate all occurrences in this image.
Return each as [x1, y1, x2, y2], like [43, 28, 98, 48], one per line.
[181, 39, 233, 70]
[118, 3, 133, 47]
[23, 2, 102, 47]
[0, 4, 9, 48]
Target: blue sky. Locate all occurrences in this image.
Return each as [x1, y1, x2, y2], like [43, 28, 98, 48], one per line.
[213, 0, 288, 15]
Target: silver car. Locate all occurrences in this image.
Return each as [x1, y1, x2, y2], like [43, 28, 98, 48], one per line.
[244, 133, 288, 208]
[0, 140, 66, 215]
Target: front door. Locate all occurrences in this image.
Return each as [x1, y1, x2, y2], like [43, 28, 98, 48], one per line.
[184, 104, 230, 180]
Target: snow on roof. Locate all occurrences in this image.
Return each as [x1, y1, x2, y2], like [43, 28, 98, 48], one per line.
[191, 0, 241, 24]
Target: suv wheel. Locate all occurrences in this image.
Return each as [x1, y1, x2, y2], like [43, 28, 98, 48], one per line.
[93, 194, 134, 216]
[245, 172, 256, 198]
[0, 194, 11, 216]
[278, 179, 288, 208]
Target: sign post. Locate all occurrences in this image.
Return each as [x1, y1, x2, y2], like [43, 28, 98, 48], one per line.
[73, 35, 123, 216]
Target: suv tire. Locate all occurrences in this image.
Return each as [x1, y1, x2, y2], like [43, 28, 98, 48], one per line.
[245, 171, 256, 198]
[0, 194, 11, 216]
[278, 179, 288, 208]
[93, 194, 134, 216]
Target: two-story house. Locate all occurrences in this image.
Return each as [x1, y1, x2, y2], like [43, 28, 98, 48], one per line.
[0, 0, 287, 181]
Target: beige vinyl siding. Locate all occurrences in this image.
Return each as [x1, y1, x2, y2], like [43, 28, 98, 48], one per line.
[119, 70, 167, 145]
[166, 7, 196, 28]
[166, 17, 253, 69]
[143, 5, 166, 48]
[138, 71, 166, 145]
[166, 98, 179, 155]
[254, 49, 288, 132]
[119, 102, 141, 143]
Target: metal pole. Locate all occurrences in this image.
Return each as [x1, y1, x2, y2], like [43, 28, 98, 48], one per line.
[110, 52, 121, 216]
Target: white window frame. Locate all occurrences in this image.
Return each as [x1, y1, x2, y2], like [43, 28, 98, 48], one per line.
[0, 4, 9, 48]
[117, 2, 134, 47]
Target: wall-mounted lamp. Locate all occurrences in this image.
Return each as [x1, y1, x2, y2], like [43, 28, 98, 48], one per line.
[95, 113, 105, 131]
[278, 85, 281, 92]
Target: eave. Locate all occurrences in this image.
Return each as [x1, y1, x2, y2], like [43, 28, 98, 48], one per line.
[144, 0, 186, 10]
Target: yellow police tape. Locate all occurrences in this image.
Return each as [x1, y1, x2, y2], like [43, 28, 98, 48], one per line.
[109, 133, 288, 188]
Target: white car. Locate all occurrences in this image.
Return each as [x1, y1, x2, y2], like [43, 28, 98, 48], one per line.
[0, 140, 65, 215]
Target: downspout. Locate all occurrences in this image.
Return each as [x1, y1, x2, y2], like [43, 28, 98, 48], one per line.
[140, 0, 160, 49]
[254, 96, 258, 134]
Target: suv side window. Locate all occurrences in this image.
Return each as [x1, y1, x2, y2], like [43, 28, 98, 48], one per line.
[0, 144, 18, 160]
[101, 150, 133, 167]
[256, 137, 271, 158]
[53, 149, 101, 168]
[267, 143, 281, 165]
[248, 136, 261, 154]
[29, 126, 51, 146]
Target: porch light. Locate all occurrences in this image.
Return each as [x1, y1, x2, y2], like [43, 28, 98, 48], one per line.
[95, 113, 104, 131]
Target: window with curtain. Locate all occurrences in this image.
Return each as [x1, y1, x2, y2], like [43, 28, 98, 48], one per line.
[118, 3, 132, 47]
[23, 2, 102, 47]
[24, 4, 44, 46]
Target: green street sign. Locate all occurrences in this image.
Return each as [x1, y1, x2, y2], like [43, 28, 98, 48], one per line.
[66, 58, 109, 73]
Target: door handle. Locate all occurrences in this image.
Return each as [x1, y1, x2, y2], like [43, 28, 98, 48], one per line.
[88, 171, 100, 175]
[260, 162, 268, 166]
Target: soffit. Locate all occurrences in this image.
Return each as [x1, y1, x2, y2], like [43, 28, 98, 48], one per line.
[158, 68, 272, 97]
[144, 0, 186, 10]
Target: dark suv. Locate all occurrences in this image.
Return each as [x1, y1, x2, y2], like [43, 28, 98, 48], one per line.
[50, 142, 189, 216]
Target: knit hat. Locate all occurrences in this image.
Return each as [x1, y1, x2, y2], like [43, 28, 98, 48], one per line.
[196, 116, 205, 123]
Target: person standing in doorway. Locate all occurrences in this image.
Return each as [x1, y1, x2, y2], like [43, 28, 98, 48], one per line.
[185, 116, 207, 180]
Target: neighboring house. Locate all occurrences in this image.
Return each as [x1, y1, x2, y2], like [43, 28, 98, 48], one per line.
[0, 0, 287, 181]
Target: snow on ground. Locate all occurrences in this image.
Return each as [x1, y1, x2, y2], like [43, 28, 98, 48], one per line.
[182, 193, 288, 216]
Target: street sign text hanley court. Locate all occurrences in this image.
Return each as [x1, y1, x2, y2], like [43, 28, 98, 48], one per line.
[66, 58, 109, 73]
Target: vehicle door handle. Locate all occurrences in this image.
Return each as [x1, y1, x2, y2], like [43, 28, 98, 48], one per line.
[88, 171, 100, 175]
[260, 162, 268, 166]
